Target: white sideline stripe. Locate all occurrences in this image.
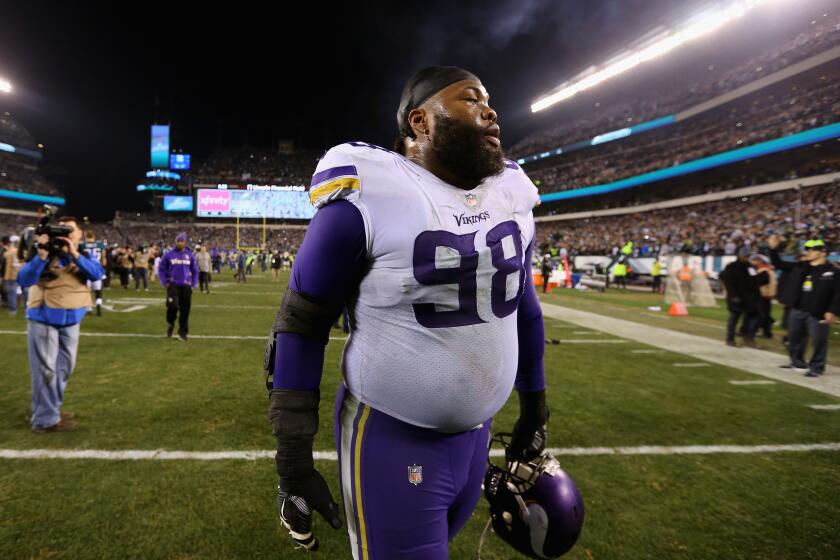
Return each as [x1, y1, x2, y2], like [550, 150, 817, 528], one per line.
[672, 363, 710, 368]
[3, 443, 840, 462]
[0, 330, 347, 342]
[541, 302, 840, 397]
[631, 349, 665, 354]
[729, 380, 777, 386]
[808, 404, 840, 411]
[572, 331, 597, 335]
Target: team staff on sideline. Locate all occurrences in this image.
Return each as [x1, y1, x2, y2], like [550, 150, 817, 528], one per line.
[271, 250, 283, 282]
[17, 216, 105, 433]
[720, 246, 765, 348]
[158, 232, 198, 341]
[197, 244, 212, 294]
[2, 235, 21, 314]
[769, 235, 840, 377]
[133, 246, 150, 291]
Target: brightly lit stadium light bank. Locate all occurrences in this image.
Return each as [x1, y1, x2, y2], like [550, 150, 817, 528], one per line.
[531, 0, 790, 113]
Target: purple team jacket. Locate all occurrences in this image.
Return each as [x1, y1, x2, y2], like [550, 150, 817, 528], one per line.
[159, 247, 199, 289]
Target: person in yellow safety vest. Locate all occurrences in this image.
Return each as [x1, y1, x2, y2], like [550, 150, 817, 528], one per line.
[613, 261, 628, 290]
[651, 259, 663, 294]
[621, 241, 634, 256]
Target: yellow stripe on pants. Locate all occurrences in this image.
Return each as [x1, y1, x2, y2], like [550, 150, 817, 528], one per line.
[354, 405, 372, 560]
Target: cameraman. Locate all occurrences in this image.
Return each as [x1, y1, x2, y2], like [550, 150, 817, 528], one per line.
[17, 216, 105, 433]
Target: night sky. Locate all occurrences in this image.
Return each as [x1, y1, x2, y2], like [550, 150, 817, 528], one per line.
[0, 0, 832, 219]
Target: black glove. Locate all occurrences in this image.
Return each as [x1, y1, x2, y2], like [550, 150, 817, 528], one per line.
[270, 389, 342, 551]
[506, 390, 549, 463]
[277, 470, 342, 550]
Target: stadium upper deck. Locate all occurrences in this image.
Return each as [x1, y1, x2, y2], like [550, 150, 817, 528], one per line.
[511, 11, 840, 158]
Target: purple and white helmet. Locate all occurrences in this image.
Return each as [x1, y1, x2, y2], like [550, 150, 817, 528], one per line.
[484, 435, 584, 559]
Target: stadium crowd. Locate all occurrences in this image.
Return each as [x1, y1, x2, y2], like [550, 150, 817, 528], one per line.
[510, 13, 840, 156]
[0, 114, 62, 197]
[193, 147, 320, 185]
[534, 182, 840, 257]
[526, 65, 840, 194]
[0, 213, 305, 276]
[2, 176, 836, 274]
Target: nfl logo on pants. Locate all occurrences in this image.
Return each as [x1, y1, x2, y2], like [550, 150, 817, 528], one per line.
[408, 464, 423, 486]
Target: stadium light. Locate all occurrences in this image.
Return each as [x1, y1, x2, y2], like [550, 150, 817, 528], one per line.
[531, 0, 784, 113]
[0, 77, 12, 94]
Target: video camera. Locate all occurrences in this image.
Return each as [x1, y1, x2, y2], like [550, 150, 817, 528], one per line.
[20, 205, 75, 262]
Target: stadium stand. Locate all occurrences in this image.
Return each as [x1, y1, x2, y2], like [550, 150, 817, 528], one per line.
[525, 63, 840, 195]
[193, 147, 320, 185]
[0, 113, 62, 198]
[0, 212, 305, 254]
[534, 180, 840, 256]
[511, 13, 840, 157]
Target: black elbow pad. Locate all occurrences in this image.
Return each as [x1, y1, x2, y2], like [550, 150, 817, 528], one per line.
[264, 289, 341, 392]
[272, 288, 341, 345]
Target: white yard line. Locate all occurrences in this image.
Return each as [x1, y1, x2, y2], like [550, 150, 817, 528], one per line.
[103, 298, 278, 310]
[2, 442, 839, 462]
[0, 330, 347, 342]
[631, 349, 666, 354]
[191, 304, 278, 309]
[541, 303, 840, 397]
[199, 291, 282, 296]
[807, 404, 840, 411]
[672, 363, 710, 368]
[729, 380, 777, 386]
[554, 339, 628, 344]
[1, 331, 618, 344]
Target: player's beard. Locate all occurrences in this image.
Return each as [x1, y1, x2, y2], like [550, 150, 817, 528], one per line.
[431, 114, 505, 188]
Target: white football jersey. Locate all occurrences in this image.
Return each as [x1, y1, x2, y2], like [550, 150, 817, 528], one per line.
[310, 142, 539, 433]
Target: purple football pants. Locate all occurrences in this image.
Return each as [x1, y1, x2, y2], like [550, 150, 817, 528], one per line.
[334, 383, 491, 560]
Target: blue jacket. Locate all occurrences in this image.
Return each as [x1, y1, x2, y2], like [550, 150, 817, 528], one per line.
[18, 253, 105, 327]
[159, 247, 198, 288]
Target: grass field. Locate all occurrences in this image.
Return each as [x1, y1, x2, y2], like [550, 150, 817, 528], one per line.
[1, 271, 839, 559]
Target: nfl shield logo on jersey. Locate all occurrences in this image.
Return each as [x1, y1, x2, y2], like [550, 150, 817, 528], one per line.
[408, 464, 423, 486]
[464, 193, 479, 207]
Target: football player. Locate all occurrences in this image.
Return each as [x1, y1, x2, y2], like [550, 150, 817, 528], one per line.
[266, 66, 548, 559]
[80, 229, 107, 316]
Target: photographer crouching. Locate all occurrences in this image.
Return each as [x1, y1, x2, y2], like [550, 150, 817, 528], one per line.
[17, 216, 105, 433]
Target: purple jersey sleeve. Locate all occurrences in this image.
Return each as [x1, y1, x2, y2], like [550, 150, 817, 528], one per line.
[273, 200, 368, 390]
[159, 253, 170, 288]
[514, 242, 546, 392]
